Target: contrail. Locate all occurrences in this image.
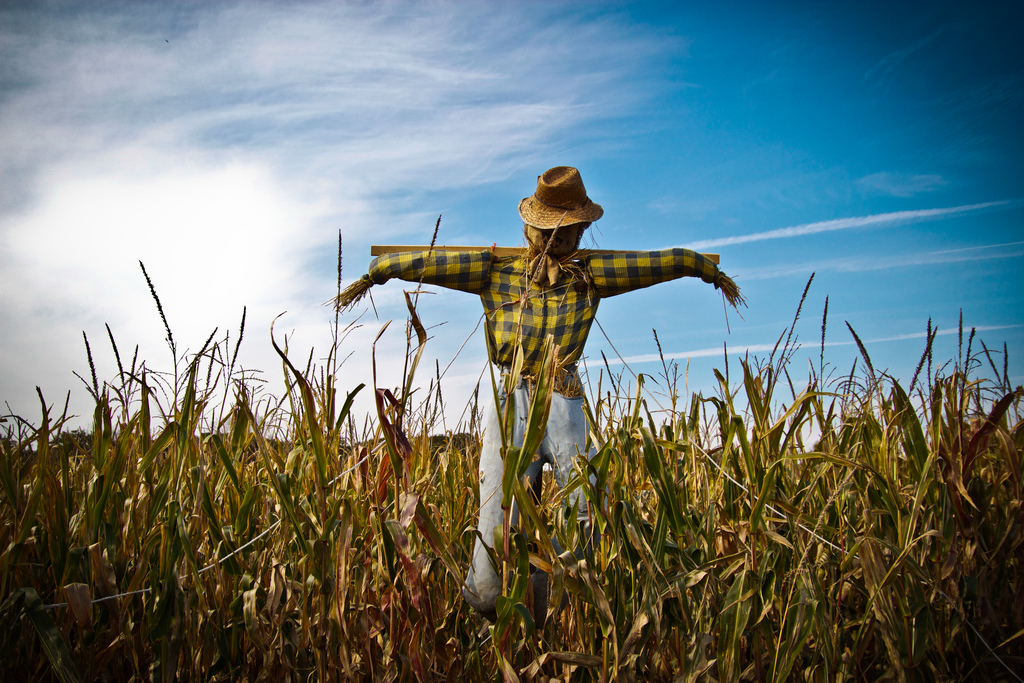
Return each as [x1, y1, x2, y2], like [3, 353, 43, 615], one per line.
[681, 200, 1017, 250]
[608, 325, 1022, 366]
[735, 239, 1024, 281]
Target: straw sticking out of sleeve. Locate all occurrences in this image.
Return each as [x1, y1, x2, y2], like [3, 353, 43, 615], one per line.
[333, 275, 374, 312]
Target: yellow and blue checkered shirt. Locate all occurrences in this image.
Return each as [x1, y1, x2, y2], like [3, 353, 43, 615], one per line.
[367, 248, 719, 377]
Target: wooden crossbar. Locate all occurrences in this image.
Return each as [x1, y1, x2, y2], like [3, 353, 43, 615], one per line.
[370, 245, 720, 264]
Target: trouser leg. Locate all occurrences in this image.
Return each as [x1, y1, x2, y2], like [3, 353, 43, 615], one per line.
[542, 392, 591, 513]
[462, 392, 512, 613]
[529, 392, 600, 626]
[463, 387, 598, 616]
[463, 386, 532, 613]
[547, 392, 601, 553]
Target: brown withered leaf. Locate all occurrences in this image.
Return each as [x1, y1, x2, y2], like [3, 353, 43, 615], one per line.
[88, 542, 121, 624]
[940, 535, 959, 581]
[63, 583, 92, 627]
[399, 491, 419, 529]
[266, 562, 286, 619]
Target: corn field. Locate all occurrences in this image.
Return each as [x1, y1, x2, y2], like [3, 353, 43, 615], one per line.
[1, 291, 1022, 682]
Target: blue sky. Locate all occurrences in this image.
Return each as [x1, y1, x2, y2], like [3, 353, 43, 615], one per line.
[1, 1, 1021, 430]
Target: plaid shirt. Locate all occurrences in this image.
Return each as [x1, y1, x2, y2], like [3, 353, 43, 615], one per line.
[368, 248, 719, 376]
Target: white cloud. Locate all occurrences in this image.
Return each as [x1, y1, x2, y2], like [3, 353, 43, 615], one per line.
[0, 154, 332, 421]
[0, 1, 668, 426]
[736, 239, 1024, 281]
[681, 200, 1017, 251]
[0, 2, 656, 205]
[611, 325, 1022, 366]
[4, 156, 321, 322]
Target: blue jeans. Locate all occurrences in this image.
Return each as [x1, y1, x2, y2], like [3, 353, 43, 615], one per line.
[462, 384, 594, 613]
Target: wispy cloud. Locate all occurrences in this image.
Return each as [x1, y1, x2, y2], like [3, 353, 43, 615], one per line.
[928, 241, 1024, 256]
[681, 200, 1017, 250]
[856, 171, 945, 198]
[864, 28, 944, 82]
[736, 240, 1024, 281]
[831, 324, 1022, 346]
[0, 3, 661, 214]
[0, 1, 670, 424]
[936, 74, 1024, 117]
[611, 324, 1022, 366]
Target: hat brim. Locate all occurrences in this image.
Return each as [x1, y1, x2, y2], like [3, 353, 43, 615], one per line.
[518, 196, 603, 229]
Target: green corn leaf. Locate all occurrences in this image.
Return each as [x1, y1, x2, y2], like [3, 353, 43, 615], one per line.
[379, 519, 398, 583]
[207, 433, 241, 495]
[749, 459, 779, 532]
[270, 323, 329, 488]
[508, 533, 531, 604]
[334, 383, 365, 431]
[518, 334, 557, 474]
[500, 446, 524, 508]
[412, 497, 469, 586]
[718, 568, 755, 682]
[771, 594, 817, 681]
[18, 587, 84, 683]
[140, 422, 176, 474]
[239, 401, 307, 551]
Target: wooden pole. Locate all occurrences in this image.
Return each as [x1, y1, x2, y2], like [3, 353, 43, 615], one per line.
[370, 245, 720, 264]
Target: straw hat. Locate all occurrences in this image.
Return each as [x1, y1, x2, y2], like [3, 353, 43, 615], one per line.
[518, 166, 604, 229]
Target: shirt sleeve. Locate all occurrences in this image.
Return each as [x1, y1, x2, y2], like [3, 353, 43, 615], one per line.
[586, 248, 719, 298]
[367, 250, 494, 294]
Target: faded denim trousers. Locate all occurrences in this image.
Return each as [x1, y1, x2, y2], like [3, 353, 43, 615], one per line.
[462, 384, 594, 613]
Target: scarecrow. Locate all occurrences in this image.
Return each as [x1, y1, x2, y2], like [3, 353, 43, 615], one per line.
[336, 166, 744, 619]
